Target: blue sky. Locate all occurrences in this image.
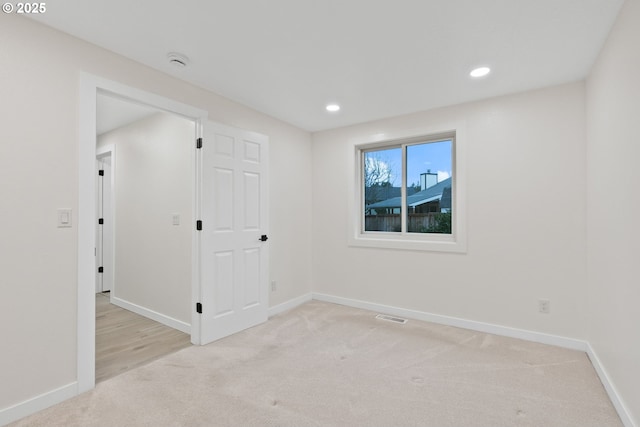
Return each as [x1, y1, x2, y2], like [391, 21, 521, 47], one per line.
[365, 139, 452, 188]
[407, 140, 452, 187]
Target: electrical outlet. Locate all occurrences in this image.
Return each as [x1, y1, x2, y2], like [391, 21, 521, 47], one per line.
[538, 299, 550, 314]
[271, 281, 277, 292]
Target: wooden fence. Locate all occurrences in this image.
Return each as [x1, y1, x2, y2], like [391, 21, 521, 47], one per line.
[365, 213, 444, 232]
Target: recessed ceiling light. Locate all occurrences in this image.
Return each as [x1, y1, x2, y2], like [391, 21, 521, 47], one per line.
[326, 104, 340, 112]
[470, 67, 491, 78]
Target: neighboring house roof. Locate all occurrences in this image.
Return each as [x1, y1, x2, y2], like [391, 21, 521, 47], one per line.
[365, 185, 419, 204]
[367, 177, 452, 210]
[365, 185, 400, 203]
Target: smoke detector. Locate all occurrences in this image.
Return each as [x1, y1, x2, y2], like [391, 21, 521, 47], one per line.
[167, 52, 189, 68]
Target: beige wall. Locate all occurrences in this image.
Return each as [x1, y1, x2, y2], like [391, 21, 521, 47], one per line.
[586, 0, 640, 424]
[312, 82, 588, 339]
[0, 15, 312, 411]
[98, 113, 194, 324]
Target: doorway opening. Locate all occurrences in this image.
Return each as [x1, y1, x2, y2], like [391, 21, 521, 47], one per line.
[79, 75, 270, 394]
[78, 74, 208, 392]
[94, 92, 195, 382]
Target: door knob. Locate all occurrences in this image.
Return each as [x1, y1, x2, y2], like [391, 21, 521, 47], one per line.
[259, 235, 269, 242]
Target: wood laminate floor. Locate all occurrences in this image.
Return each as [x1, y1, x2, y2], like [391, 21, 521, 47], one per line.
[95, 293, 192, 383]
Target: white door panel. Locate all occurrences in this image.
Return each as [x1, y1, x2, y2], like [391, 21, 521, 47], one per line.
[199, 121, 268, 345]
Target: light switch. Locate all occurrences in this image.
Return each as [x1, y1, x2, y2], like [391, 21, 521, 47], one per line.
[58, 209, 72, 228]
[172, 214, 180, 226]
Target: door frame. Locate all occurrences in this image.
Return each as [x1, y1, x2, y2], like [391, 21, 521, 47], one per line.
[78, 74, 207, 393]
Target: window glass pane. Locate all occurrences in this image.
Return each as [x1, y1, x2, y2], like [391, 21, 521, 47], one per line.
[405, 140, 452, 234]
[363, 147, 401, 232]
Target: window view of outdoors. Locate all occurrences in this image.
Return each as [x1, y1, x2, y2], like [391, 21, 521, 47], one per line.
[364, 139, 452, 234]
[363, 147, 401, 231]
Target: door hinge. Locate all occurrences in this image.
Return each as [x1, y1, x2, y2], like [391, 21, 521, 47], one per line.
[196, 138, 203, 149]
[98, 266, 103, 273]
[98, 169, 104, 176]
[196, 220, 202, 231]
[98, 218, 104, 225]
[196, 302, 202, 314]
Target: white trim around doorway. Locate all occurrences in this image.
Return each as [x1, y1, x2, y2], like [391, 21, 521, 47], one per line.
[78, 73, 207, 393]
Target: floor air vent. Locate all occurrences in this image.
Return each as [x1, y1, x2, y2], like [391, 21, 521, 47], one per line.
[375, 314, 408, 324]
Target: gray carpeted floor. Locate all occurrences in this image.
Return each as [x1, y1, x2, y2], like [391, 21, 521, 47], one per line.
[11, 301, 621, 426]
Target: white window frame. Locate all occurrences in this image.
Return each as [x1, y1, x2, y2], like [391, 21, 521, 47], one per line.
[348, 126, 467, 253]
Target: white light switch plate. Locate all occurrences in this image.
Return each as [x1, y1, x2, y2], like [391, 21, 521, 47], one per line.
[57, 209, 72, 228]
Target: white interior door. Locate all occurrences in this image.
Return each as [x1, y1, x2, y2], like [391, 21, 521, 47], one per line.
[96, 152, 114, 293]
[101, 155, 113, 293]
[96, 159, 104, 293]
[198, 121, 269, 344]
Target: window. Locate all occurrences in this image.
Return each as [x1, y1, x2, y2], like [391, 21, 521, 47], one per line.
[351, 131, 465, 252]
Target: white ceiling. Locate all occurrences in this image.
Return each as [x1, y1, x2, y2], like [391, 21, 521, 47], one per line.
[97, 94, 159, 135]
[30, 0, 624, 132]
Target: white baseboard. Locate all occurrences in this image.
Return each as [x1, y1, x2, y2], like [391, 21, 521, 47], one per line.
[269, 293, 313, 317]
[111, 296, 191, 334]
[312, 293, 587, 351]
[587, 344, 637, 427]
[0, 382, 77, 427]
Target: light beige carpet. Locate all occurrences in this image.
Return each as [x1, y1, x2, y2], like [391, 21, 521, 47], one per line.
[11, 301, 621, 427]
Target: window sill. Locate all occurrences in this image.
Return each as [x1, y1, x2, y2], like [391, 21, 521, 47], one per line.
[348, 232, 467, 253]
